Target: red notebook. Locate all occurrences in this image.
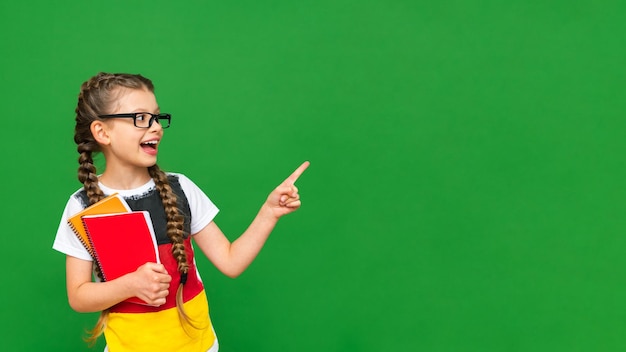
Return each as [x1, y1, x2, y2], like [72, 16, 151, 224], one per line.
[81, 211, 160, 305]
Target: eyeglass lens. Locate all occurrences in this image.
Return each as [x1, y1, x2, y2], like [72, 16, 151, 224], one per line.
[134, 113, 170, 128]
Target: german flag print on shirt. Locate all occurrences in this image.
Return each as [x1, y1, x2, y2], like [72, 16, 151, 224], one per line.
[71, 174, 218, 351]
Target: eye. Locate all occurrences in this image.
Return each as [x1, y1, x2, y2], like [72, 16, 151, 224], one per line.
[135, 113, 149, 121]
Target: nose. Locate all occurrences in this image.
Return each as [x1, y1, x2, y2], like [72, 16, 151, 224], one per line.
[148, 116, 164, 132]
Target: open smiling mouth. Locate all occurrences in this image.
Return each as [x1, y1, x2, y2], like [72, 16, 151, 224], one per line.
[141, 140, 158, 151]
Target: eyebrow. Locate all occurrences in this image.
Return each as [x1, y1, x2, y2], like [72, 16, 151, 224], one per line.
[131, 108, 161, 114]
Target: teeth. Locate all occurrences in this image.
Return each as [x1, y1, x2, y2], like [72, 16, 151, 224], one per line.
[142, 141, 158, 145]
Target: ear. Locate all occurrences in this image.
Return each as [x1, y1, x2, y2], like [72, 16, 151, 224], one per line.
[90, 120, 111, 145]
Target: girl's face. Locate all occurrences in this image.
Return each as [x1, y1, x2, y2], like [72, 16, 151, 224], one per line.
[99, 88, 164, 173]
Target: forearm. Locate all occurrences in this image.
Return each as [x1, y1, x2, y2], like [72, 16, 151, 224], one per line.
[66, 257, 170, 312]
[197, 204, 280, 278]
[226, 204, 279, 276]
[68, 275, 135, 312]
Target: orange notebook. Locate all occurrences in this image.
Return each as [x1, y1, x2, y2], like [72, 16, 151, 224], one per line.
[67, 193, 131, 257]
[82, 211, 160, 305]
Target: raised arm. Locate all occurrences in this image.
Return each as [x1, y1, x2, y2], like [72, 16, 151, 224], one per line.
[193, 161, 310, 278]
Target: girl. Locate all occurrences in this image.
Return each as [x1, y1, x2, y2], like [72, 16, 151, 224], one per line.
[53, 72, 309, 351]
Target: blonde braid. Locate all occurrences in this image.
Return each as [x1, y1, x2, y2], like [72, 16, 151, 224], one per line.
[77, 144, 109, 346]
[148, 165, 188, 272]
[148, 165, 204, 330]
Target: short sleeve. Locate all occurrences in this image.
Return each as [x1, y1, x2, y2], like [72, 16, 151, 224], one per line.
[52, 194, 94, 261]
[175, 174, 220, 235]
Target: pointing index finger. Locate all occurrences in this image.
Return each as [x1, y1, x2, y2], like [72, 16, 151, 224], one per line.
[285, 161, 310, 185]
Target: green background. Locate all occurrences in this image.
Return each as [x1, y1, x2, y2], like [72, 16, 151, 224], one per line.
[1, 1, 625, 351]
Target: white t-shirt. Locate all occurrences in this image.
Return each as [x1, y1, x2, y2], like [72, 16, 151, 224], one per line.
[53, 173, 219, 260]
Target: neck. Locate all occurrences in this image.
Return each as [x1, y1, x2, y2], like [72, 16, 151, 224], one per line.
[99, 166, 153, 190]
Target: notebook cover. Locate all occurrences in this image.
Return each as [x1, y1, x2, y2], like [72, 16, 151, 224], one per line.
[67, 193, 131, 257]
[82, 211, 160, 305]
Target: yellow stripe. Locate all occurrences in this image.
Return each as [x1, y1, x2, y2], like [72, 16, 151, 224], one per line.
[104, 291, 216, 351]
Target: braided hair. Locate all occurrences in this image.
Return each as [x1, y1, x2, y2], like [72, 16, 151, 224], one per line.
[74, 72, 196, 343]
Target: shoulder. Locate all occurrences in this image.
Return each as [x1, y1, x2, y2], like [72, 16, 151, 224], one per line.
[165, 172, 186, 183]
[166, 172, 191, 181]
[68, 186, 89, 209]
[164, 172, 206, 205]
[165, 172, 216, 207]
[166, 172, 199, 191]
[164, 173, 218, 234]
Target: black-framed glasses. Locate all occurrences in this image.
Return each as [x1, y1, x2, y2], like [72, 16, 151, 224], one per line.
[98, 112, 171, 128]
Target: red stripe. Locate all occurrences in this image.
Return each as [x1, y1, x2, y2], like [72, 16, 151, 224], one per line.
[110, 238, 204, 313]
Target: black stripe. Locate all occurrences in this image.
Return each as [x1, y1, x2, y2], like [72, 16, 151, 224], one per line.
[75, 175, 192, 245]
